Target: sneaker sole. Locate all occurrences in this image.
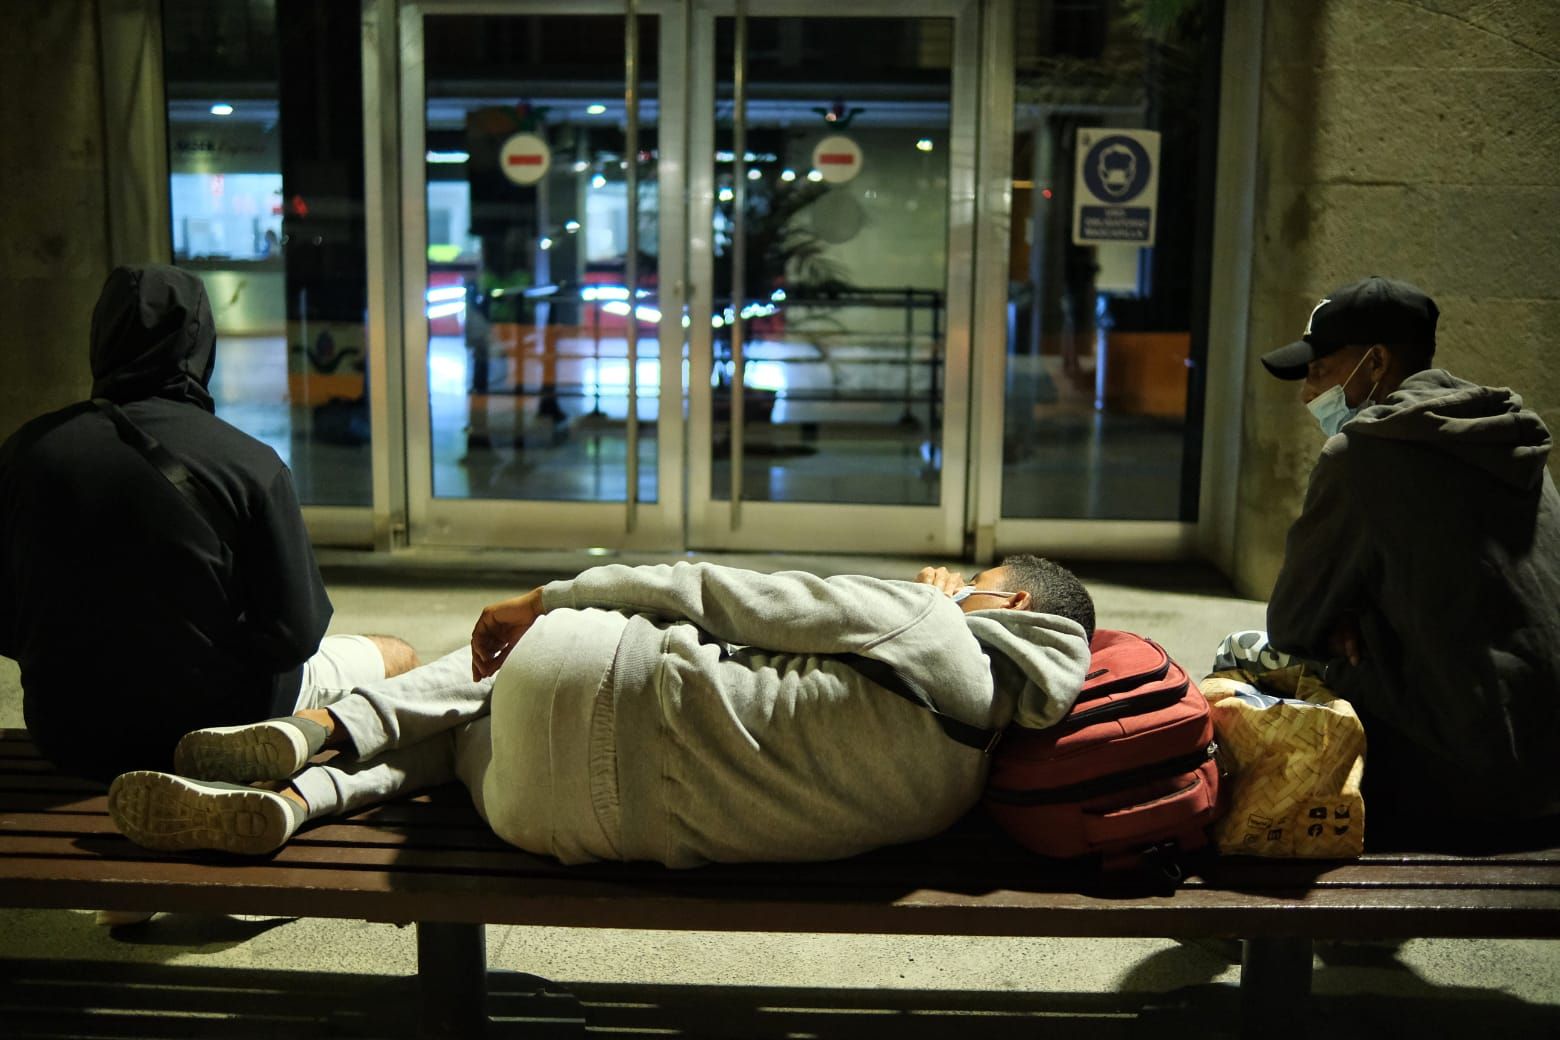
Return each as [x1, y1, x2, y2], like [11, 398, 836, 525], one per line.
[108, 772, 293, 856]
[174, 722, 309, 782]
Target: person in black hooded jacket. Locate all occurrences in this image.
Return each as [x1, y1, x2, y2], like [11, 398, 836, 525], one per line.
[1253, 276, 1560, 844]
[0, 265, 415, 783]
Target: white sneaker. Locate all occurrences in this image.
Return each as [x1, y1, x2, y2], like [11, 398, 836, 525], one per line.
[108, 771, 305, 856]
[173, 716, 329, 782]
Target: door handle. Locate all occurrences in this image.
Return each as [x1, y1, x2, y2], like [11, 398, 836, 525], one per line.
[729, 2, 748, 528]
[624, 0, 642, 531]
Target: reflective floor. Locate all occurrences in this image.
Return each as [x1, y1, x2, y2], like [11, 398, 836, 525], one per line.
[209, 332, 1187, 520]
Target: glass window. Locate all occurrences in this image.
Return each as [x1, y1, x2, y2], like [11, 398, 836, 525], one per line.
[710, 16, 953, 506]
[420, 14, 661, 505]
[162, 0, 371, 506]
[1000, 3, 1219, 520]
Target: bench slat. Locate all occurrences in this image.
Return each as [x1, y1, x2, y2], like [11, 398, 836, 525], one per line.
[6, 815, 1559, 895]
[5, 856, 1557, 939]
[7, 789, 1560, 865]
[3, 831, 1557, 904]
[4, 728, 1559, 943]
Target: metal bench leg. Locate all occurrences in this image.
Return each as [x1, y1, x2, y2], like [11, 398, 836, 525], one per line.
[1238, 937, 1312, 1040]
[417, 921, 487, 1039]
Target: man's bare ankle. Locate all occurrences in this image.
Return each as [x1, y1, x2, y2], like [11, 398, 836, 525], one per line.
[280, 786, 310, 813]
[293, 708, 342, 747]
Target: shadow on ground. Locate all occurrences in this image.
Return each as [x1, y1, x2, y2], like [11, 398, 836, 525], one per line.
[2, 958, 1557, 1039]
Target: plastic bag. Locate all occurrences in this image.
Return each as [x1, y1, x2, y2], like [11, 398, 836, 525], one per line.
[1201, 665, 1365, 858]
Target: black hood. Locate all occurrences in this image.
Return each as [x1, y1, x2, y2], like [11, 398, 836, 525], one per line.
[89, 265, 217, 411]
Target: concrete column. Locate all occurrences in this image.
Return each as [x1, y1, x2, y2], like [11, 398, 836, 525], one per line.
[1232, 0, 1560, 598]
[0, 0, 168, 444]
[0, 0, 111, 441]
[97, 0, 171, 268]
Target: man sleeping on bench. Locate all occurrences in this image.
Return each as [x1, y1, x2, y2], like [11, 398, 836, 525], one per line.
[107, 559, 1093, 865]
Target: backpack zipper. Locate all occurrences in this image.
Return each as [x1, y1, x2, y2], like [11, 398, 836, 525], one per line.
[1057, 682, 1187, 730]
[1076, 639, 1171, 701]
[986, 742, 1218, 806]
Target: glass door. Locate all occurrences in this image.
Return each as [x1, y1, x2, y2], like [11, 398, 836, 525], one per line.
[400, 1, 685, 549]
[686, 0, 977, 554]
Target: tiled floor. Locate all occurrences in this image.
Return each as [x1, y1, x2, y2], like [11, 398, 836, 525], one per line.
[2, 551, 1557, 1037]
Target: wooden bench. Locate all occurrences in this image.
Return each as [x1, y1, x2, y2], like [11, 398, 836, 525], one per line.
[3, 728, 1558, 1038]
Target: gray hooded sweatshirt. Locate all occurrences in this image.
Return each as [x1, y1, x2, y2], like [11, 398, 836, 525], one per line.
[540, 562, 1091, 867]
[1269, 369, 1560, 817]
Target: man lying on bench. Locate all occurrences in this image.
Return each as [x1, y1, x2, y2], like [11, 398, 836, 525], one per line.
[107, 559, 1093, 866]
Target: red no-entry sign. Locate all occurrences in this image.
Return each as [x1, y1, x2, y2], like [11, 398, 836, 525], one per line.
[499, 133, 551, 186]
[811, 135, 862, 184]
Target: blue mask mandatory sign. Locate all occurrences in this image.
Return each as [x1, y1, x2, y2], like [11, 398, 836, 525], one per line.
[1072, 128, 1161, 246]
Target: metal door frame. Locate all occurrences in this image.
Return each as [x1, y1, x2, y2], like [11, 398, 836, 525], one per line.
[684, 0, 979, 555]
[965, 2, 1198, 561]
[391, 0, 688, 550]
[359, 0, 1259, 561]
[965, 0, 1262, 563]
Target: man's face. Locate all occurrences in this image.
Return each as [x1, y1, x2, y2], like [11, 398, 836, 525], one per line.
[1300, 344, 1375, 407]
[957, 565, 1030, 614]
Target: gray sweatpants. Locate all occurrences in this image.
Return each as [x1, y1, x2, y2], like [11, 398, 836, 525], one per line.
[288, 609, 625, 865]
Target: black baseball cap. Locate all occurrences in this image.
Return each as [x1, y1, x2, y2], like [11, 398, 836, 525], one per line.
[1261, 276, 1439, 380]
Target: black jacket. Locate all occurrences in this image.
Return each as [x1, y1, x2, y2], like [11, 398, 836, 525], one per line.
[1269, 369, 1560, 818]
[0, 266, 332, 781]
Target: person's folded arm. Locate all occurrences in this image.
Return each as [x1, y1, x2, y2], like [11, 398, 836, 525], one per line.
[234, 468, 333, 668]
[540, 561, 938, 654]
[1267, 444, 1371, 660]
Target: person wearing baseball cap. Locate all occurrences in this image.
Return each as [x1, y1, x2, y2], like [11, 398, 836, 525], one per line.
[1260, 276, 1440, 433]
[1252, 276, 1560, 845]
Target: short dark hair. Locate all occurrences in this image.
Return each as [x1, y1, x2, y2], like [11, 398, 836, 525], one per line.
[1000, 554, 1096, 639]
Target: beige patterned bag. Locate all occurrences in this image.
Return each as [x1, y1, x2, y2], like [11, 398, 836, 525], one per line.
[1201, 665, 1366, 858]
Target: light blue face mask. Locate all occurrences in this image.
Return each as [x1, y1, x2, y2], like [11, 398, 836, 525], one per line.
[1306, 350, 1380, 438]
[952, 585, 1017, 604]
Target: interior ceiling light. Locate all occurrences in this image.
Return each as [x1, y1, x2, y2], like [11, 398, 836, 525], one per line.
[586, 103, 607, 115]
[210, 103, 234, 116]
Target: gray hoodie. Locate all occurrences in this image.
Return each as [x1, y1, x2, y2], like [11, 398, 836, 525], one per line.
[1269, 369, 1560, 816]
[543, 562, 1091, 867]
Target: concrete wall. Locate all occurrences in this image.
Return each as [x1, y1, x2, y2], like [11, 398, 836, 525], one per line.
[0, 0, 168, 444]
[0, 0, 110, 441]
[1231, 0, 1560, 598]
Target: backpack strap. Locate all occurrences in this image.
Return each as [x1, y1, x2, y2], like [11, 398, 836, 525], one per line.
[92, 398, 240, 547]
[835, 652, 1002, 753]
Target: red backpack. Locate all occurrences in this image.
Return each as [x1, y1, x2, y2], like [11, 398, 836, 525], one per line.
[982, 629, 1222, 877]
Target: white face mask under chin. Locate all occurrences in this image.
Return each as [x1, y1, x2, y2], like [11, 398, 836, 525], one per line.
[1307, 351, 1381, 438]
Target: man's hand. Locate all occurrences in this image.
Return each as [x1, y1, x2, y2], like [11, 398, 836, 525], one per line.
[471, 588, 545, 680]
[1327, 618, 1363, 666]
[913, 565, 966, 597]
